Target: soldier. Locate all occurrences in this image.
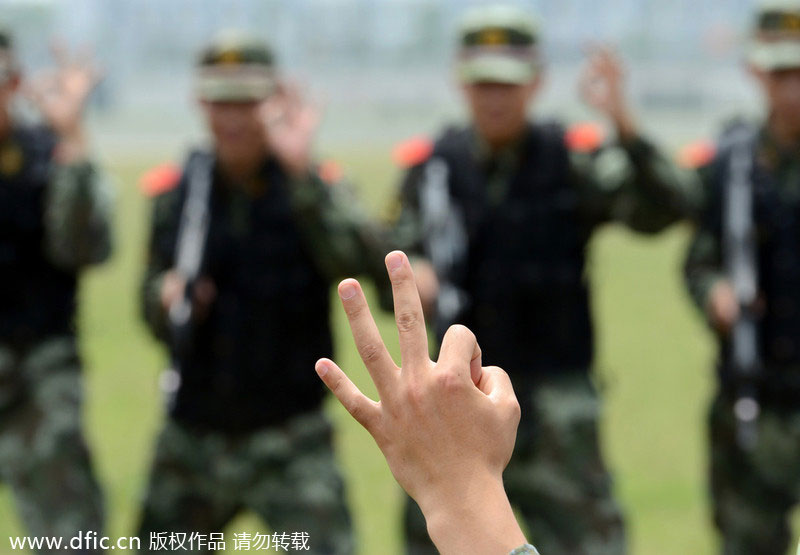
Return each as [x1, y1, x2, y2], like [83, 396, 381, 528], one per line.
[136, 32, 388, 554]
[0, 30, 110, 551]
[392, 5, 699, 554]
[683, 1, 800, 552]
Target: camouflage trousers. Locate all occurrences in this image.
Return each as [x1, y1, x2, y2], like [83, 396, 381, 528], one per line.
[137, 409, 354, 554]
[405, 372, 625, 555]
[0, 337, 105, 553]
[709, 389, 800, 554]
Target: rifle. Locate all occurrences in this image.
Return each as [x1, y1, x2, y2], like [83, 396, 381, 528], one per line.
[163, 153, 214, 403]
[721, 125, 762, 451]
[418, 157, 469, 339]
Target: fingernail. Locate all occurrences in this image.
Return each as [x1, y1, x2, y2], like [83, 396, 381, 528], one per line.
[315, 360, 328, 377]
[387, 252, 403, 273]
[339, 282, 357, 300]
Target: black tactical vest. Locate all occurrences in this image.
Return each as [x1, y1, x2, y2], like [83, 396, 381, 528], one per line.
[710, 131, 800, 372]
[0, 126, 76, 345]
[431, 123, 593, 379]
[169, 152, 333, 432]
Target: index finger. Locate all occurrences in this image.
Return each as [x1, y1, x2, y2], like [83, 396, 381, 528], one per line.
[338, 278, 398, 396]
[385, 251, 429, 371]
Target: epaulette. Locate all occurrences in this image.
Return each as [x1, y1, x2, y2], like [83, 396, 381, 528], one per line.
[139, 163, 182, 197]
[317, 159, 344, 185]
[391, 135, 434, 168]
[677, 139, 716, 169]
[564, 122, 605, 153]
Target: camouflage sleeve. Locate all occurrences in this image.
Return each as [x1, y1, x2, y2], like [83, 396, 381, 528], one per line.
[289, 169, 393, 305]
[43, 160, 114, 269]
[683, 165, 724, 314]
[141, 188, 182, 342]
[570, 136, 704, 232]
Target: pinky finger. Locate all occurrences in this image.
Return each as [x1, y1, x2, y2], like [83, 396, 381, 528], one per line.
[315, 358, 380, 431]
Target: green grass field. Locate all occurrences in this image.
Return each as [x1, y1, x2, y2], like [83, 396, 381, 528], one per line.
[0, 147, 793, 554]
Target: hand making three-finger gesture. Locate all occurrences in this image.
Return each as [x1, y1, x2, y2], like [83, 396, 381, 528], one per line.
[316, 250, 529, 555]
[24, 41, 103, 163]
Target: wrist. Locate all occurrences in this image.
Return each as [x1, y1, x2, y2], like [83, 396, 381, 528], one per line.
[282, 156, 312, 181]
[420, 472, 526, 555]
[54, 127, 88, 165]
[612, 108, 637, 143]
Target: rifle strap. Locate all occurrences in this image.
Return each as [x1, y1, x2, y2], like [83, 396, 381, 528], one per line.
[169, 152, 214, 332]
[721, 124, 761, 375]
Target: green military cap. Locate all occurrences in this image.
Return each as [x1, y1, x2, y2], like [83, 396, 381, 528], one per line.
[0, 28, 17, 84]
[195, 30, 277, 102]
[747, 0, 800, 70]
[455, 4, 540, 85]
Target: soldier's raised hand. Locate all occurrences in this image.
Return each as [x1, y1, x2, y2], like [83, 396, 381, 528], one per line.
[315, 250, 526, 555]
[579, 45, 637, 141]
[24, 41, 102, 162]
[260, 80, 321, 179]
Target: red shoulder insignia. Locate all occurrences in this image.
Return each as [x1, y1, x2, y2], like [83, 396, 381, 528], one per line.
[139, 163, 182, 197]
[392, 136, 434, 168]
[677, 140, 716, 169]
[318, 159, 344, 185]
[565, 122, 605, 153]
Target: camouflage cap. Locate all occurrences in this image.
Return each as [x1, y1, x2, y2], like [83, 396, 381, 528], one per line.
[0, 28, 18, 84]
[456, 5, 540, 85]
[747, 0, 800, 70]
[195, 30, 277, 102]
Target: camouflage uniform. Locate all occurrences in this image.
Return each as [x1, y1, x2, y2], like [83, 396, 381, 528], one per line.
[683, 2, 800, 553]
[138, 413, 352, 553]
[0, 29, 111, 553]
[137, 34, 388, 555]
[392, 6, 699, 554]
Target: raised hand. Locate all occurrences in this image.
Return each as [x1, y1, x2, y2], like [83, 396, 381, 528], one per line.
[579, 45, 636, 141]
[260, 80, 321, 179]
[24, 41, 102, 161]
[315, 250, 525, 555]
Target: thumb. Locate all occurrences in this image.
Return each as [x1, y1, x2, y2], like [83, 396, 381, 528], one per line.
[477, 366, 516, 404]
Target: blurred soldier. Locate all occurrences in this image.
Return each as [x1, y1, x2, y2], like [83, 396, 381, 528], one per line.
[0, 30, 110, 550]
[683, 1, 800, 552]
[392, 5, 699, 554]
[137, 32, 388, 555]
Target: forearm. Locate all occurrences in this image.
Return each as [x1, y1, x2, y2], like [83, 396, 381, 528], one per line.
[44, 159, 114, 269]
[141, 269, 170, 342]
[573, 136, 703, 233]
[684, 229, 725, 315]
[620, 135, 704, 223]
[420, 474, 528, 555]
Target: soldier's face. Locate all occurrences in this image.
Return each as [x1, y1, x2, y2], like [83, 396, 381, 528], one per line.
[200, 99, 266, 165]
[752, 66, 800, 135]
[461, 79, 539, 148]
